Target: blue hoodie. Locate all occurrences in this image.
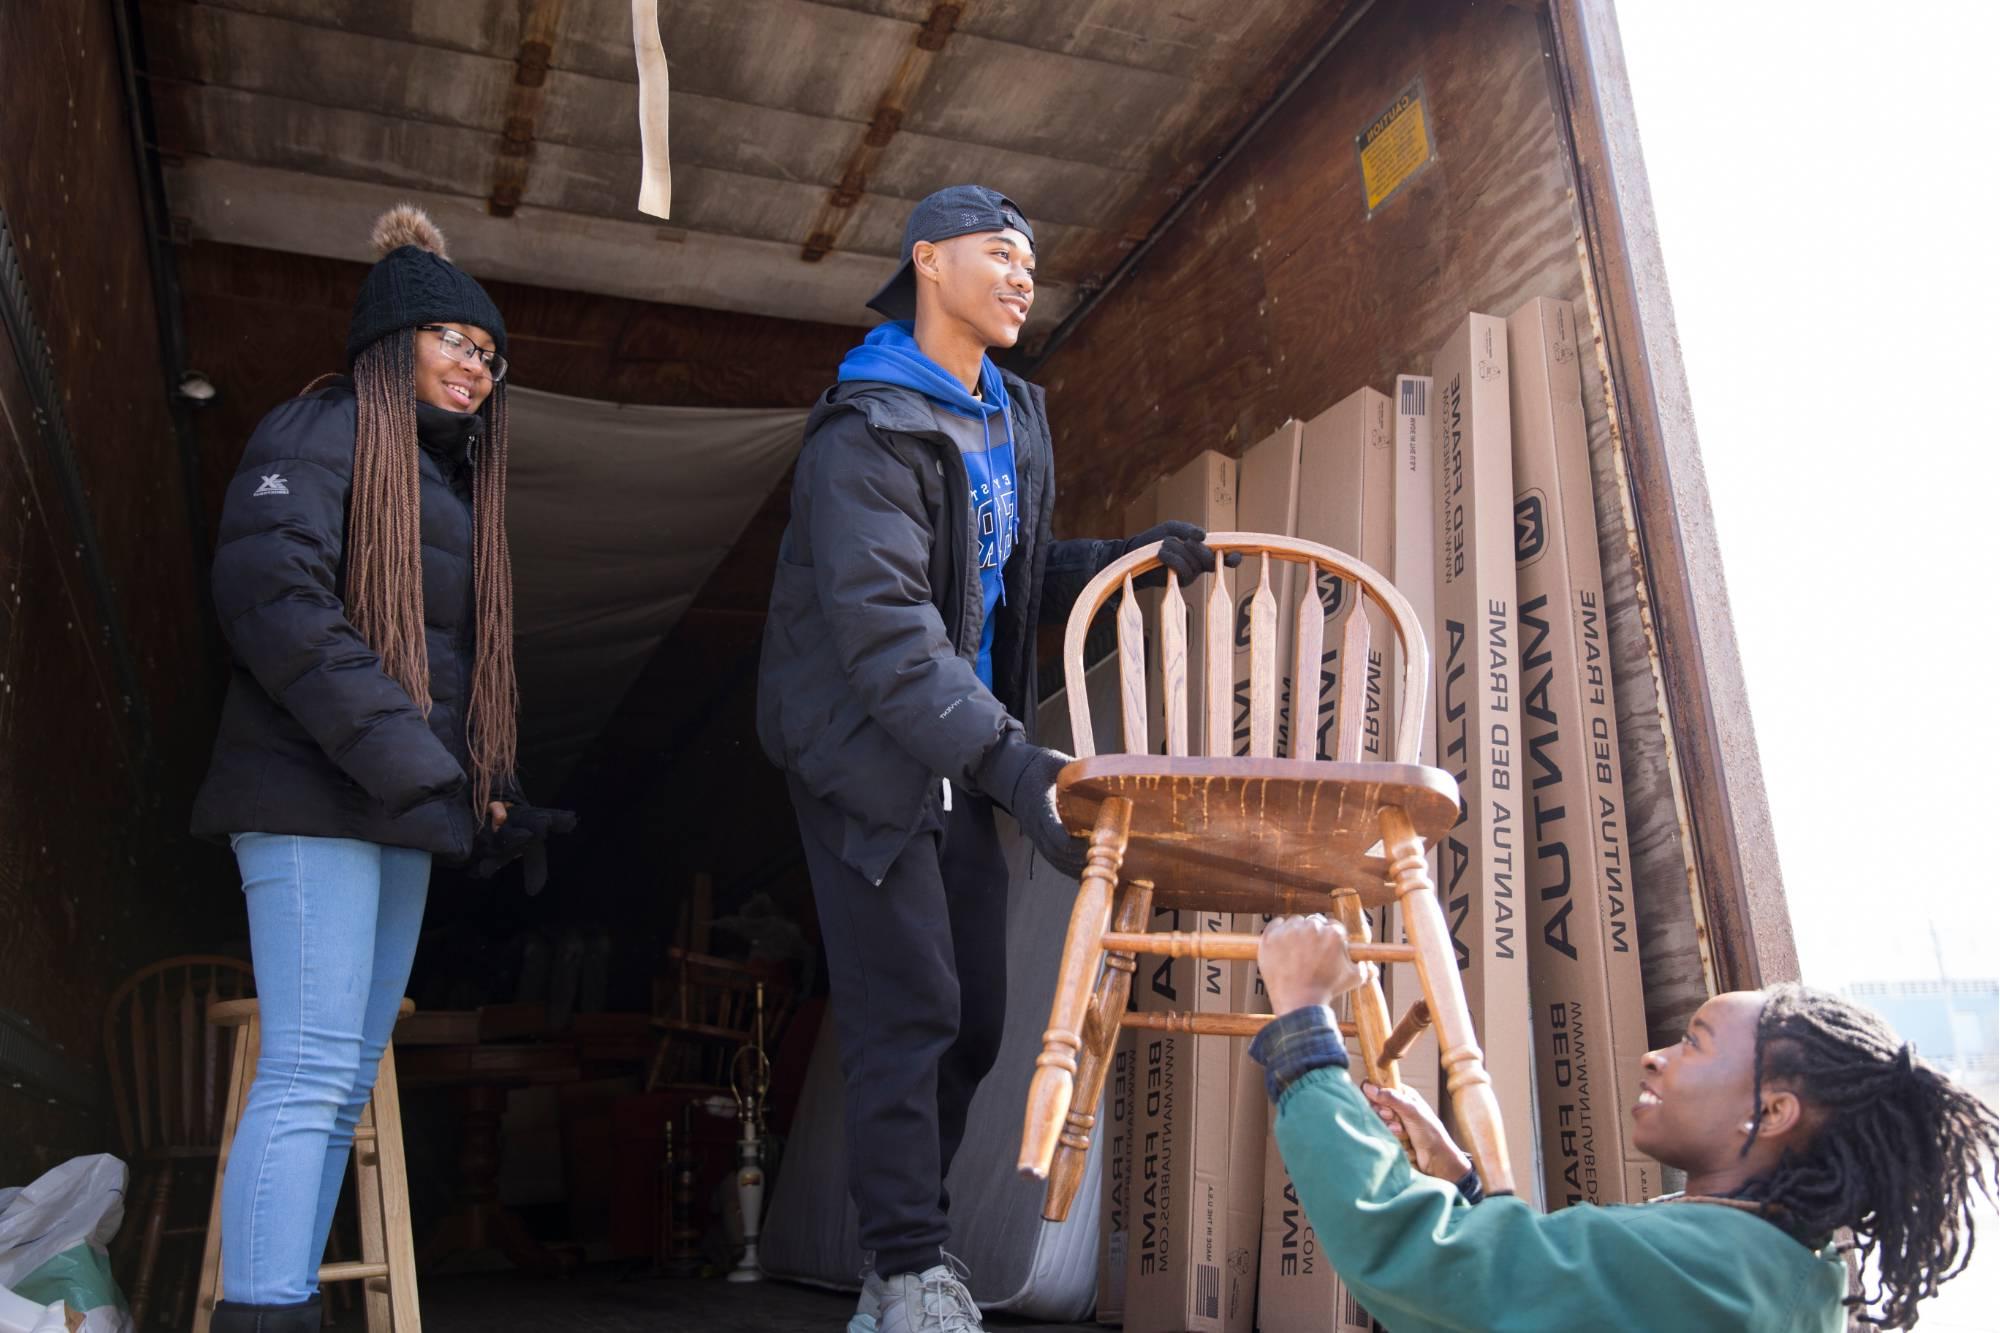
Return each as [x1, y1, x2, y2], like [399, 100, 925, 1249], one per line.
[837, 321, 1019, 689]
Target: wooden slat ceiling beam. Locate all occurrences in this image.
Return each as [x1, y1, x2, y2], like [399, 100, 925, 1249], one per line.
[139, 0, 1356, 329]
[489, 0, 566, 217]
[801, 2, 963, 263]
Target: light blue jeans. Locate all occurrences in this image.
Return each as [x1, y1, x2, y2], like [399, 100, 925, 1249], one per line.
[221, 833, 431, 1305]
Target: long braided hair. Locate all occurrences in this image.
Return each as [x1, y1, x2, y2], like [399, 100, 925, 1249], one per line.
[346, 330, 518, 820]
[1734, 984, 1998, 1328]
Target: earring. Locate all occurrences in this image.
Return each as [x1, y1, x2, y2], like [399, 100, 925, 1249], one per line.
[1740, 1120, 1756, 1135]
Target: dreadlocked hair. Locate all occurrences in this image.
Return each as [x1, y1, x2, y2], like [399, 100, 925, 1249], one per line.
[465, 380, 519, 815]
[1734, 983, 1998, 1329]
[347, 331, 519, 821]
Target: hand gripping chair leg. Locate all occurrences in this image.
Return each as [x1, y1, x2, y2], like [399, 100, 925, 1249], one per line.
[1381, 806, 1514, 1196]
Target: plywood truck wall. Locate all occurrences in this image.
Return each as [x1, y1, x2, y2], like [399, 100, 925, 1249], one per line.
[0, 3, 229, 1180]
[1036, 0, 1776, 1046]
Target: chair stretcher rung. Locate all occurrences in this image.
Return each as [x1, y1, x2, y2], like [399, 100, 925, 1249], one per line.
[317, 1260, 390, 1283]
[1121, 1010, 1356, 1039]
[1378, 1000, 1434, 1064]
[1102, 930, 1414, 964]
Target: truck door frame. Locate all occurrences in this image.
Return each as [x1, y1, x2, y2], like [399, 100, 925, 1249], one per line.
[1545, 0, 1798, 993]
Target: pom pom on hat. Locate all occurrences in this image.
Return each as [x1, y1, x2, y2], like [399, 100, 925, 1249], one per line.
[371, 204, 448, 260]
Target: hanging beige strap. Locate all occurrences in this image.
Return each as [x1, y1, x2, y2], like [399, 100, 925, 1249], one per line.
[633, 0, 672, 219]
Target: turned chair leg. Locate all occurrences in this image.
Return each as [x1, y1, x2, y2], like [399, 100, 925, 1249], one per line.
[1019, 797, 1132, 1184]
[1381, 805, 1514, 1195]
[193, 1021, 255, 1333]
[1335, 893, 1401, 1090]
[1042, 875, 1155, 1222]
[366, 1043, 422, 1333]
[130, 1160, 174, 1329]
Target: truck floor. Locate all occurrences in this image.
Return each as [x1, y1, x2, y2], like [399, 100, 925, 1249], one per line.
[326, 1268, 1099, 1332]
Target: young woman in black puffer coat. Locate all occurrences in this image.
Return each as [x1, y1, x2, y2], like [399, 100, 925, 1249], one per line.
[190, 206, 541, 1331]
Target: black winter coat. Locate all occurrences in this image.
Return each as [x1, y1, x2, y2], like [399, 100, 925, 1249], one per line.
[756, 373, 1120, 883]
[191, 381, 488, 861]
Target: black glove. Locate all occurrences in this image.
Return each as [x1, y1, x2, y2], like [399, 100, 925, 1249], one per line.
[975, 736, 1088, 879]
[1124, 520, 1241, 588]
[470, 803, 579, 895]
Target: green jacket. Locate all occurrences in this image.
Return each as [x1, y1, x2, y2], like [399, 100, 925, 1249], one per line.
[1273, 1067, 1849, 1332]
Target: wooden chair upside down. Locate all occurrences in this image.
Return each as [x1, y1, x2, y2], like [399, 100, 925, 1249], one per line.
[1018, 533, 1514, 1221]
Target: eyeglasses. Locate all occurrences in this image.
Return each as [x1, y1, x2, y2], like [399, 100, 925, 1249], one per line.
[417, 325, 508, 382]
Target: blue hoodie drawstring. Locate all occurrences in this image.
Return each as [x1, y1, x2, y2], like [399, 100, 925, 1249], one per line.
[976, 367, 1018, 604]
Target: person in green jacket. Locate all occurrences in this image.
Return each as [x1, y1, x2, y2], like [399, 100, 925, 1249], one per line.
[1252, 915, 1998, 1331]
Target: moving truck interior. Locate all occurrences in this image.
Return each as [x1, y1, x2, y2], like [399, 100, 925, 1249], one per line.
[0, 1, 1797, 1328]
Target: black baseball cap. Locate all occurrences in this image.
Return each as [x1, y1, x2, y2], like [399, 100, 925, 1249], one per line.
[866, 184, 1036, 321]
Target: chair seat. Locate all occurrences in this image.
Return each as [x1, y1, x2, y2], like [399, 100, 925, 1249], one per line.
[1056, 755, 1459, 913]
[208, 997, 416, 1027]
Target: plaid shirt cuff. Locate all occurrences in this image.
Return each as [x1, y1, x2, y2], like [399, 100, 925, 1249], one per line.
[1249, 1005, 1350, 1101]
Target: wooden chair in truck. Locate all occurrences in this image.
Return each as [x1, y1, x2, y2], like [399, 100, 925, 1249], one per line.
[102, 956, 254, 1330]
[1016, 533, 1515, 1220]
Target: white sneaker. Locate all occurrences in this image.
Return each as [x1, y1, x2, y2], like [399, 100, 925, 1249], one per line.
[874, 1256, 983, 1333]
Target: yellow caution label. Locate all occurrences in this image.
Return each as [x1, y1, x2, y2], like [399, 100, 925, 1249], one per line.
[1356, 81, 1434, 214]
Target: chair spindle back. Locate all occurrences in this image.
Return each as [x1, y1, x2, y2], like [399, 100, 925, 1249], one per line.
[1068, 534, 1428, 766]
[102, 956, 255, 1158]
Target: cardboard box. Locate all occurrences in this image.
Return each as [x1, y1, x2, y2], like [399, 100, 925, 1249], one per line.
[1098, 454, 1245, 1330]
[1507, 297, 1655, 1207]
[1157, 450, 1240, 537]
[1149, 451, 1239, 756]
[1224, 416, 1302, 1038]
[1221, 1024, 1266, 1332]
[1221, 923, 1270, 1333]
[1127, 483, 1165, 759]
[1390, 374, 1443, 1112]
[1295, 388, 1429, 1108]
[1100, 1029, 1143, 1323]
[1430, 313, 1540, 1206]
[1208, 422, 1302, 1330]
[1229, 422, 1304, 759]
[1035, 684, 1150, 1320]
[1126, 485, 1162, 546]
[1392, 376, 1438, 760]
[1047, 624, 1130, 760]
[1295, 388, 1395, 766]
[1126, 904, 1242, 1333]
[1127, 895, 1268, 1333]
[1258, 1103, 1376, 1333]
[1144, 448, 1232, 756]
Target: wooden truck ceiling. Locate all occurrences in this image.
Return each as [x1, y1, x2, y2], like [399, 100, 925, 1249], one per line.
[139, 0, 1358, 340]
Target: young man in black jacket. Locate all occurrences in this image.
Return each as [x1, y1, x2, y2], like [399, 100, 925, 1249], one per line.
[757, 186, 1221, 1332]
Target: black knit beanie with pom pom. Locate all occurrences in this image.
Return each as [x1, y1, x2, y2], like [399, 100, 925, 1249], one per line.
[346, 204, 507, 366]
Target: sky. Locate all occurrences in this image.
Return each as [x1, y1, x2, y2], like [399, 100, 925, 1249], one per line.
[1614, 0, 2000, 989]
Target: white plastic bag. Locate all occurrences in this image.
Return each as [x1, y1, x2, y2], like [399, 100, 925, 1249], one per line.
[0, 1156, 131, 1333]
[0, 1281, 71, 1333]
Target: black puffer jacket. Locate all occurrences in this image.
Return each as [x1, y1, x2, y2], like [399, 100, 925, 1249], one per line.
[756, 373, 1120, 883]
[191, 380, 487, 861]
